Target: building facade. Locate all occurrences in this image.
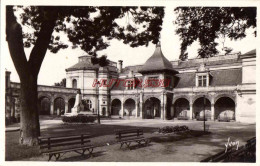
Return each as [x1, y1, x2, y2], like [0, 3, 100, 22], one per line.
[5, 44, 256, 123]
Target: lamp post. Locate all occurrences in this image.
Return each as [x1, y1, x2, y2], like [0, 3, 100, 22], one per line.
[163, 90, 167, 120]
[203, 95, 206, 132]
[97, 81, 101, 124]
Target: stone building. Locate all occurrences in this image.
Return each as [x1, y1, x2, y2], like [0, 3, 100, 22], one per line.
[5, 44, 256, 123]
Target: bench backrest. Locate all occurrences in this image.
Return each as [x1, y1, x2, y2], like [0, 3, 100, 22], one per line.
[39, 134, 91, 152]
[115, 129, 143, 141]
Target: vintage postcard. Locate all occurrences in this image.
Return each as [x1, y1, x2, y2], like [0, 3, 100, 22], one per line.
[0, 0, 258, 165]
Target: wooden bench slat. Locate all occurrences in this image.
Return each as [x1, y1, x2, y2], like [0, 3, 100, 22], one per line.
[116, 130, 142, 135]
[38, 134, 89, 140]
[41, 145, 94, 154]
[39, 134, 94, 161]
[39, 134, 90, 141]
[116, 134, 143, 139]
[118, 137, 145, 142]
[40, 140, 91, 149]
[115, 129, 150, 149]
[39, 135, 90, 145]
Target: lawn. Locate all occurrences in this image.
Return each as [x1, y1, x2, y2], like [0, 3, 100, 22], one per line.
[5, 131, 40, 160]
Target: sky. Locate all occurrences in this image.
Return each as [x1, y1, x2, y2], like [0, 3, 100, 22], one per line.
[3, 6, 257, 86]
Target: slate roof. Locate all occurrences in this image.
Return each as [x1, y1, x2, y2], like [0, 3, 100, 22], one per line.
[121, 65, 143, 75]
[138, 44, 178, 73]
[175, 68, 242, 88]
[243, 49, 256, 55]
[66, 57, 117, 72]
[66, 61, 100, 71]
[172, 58, 241, 70]
[111, 77, 143, 91]
[117, 50, 250, 89]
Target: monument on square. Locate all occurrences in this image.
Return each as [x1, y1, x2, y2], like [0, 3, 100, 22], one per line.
[71, 90, 82, 115]
[64, 90, 94, 116]
[64, 90, 82, 116]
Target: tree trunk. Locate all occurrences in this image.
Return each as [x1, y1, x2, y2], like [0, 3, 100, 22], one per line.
[6, 6, 58, 146]
[19, 74, 40, 145]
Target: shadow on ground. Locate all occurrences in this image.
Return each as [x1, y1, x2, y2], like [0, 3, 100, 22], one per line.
[58, 150, 106, 162]
[5, 120, 256, 161]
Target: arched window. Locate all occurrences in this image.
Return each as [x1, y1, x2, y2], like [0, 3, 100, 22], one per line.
[86, 100, 92, 109]
[72, 79, 77, 88]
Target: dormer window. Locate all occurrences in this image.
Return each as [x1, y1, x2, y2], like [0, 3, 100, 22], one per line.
[198, 75, 207, 87]
[147, 76, 159, 87]
[126, 80, 134, 90]
[196, 63, 211, 87]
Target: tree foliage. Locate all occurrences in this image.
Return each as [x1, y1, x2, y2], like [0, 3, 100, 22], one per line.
[174, 7, 256, 60]
[54, 78, 66, 87]
[19, 6, 164, 56]
[6, 6, 164, 145]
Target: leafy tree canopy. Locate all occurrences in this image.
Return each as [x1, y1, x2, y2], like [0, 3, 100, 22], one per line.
[18, 6, 164, 59]
[6, 6, 164, 145]
[54, 78, 66, 87]
[174, 7, 256, 60]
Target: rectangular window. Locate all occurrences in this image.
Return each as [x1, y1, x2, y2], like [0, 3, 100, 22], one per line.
[127, 80, 134, 90]
[198, 75, 207, 87]
[202, 76, 207, 86]
[147, 77, 159, 87]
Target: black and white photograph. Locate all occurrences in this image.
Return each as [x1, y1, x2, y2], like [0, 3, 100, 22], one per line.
[1, 0, 258, 163]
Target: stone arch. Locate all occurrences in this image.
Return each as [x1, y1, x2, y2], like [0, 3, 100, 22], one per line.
[53, 95, 66, 102]
[124, 98, 136, 116]
[173, 98, 190, 119]
[82, 99, 93, 111]
[54, 97, 65, 115]
[111, 98, 121, 116]
[173, 95, 191, 105]
[123, 96, 136, 103]
[193, 97, 211, 119]
[144, 97, 161, 119]
[144, 96, 161, 104]
[192, 95, 212, 105]
[68, 95, 77, 101]
[38, 96, 51, 115]
[38, 94, 52, 101]
[215, 97, 235, 120]
[214, 94, 236, 105]
[111, 98, 122, 103]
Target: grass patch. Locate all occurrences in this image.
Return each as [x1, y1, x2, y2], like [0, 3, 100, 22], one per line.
[150, 130, 210, 143]
[5, 131, 40, 161]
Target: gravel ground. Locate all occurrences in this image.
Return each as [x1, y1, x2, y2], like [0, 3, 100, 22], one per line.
[6, 118, 255, 162]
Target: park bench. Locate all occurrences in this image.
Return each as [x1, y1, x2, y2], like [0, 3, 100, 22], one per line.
[115, 129, 150, 149]
[38, 134, 94, 161]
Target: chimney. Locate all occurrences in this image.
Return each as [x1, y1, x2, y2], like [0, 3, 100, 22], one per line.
[118, 60, 123, 73]
[128, 70, 133, 78]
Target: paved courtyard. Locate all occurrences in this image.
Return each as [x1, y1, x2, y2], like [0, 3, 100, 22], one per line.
[6, 118, 255, 162]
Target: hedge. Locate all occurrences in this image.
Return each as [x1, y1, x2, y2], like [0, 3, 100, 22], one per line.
[62, 115, 97, 123]
[158, 125, 189, 134]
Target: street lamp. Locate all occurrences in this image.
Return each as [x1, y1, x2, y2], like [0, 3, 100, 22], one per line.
[203, 95, 206, 132]
[96, 81, 101, 124]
